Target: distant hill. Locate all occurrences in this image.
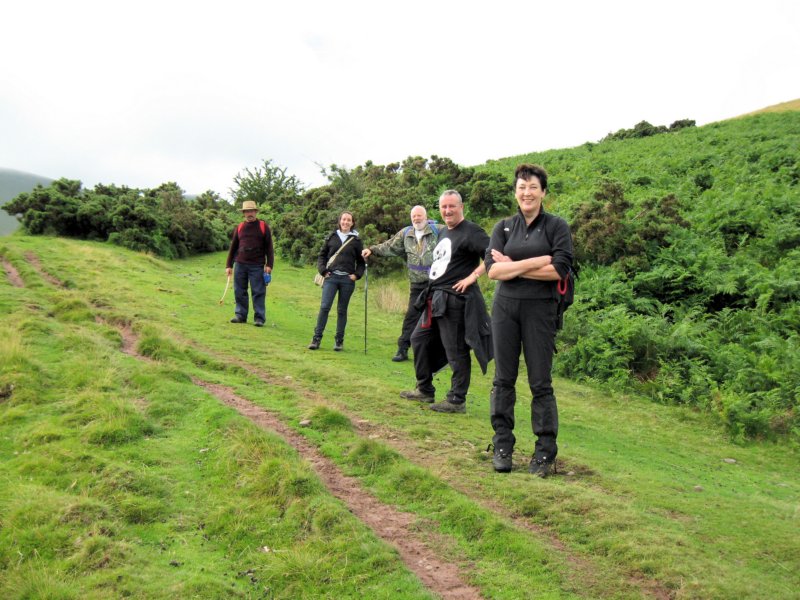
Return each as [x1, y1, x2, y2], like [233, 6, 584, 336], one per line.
[737, 98, 800, 117]
[0, 167, 53, 236]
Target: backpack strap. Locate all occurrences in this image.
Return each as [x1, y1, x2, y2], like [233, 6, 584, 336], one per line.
[237, 220, 267, 237]
[325, 236, 354, 268]
[405, 221, 439, 238]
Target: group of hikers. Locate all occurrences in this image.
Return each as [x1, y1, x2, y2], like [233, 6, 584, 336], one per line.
[225, 163, 574, 477]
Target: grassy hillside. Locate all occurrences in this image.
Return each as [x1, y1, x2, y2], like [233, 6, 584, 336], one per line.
[0, 167, 52, 236]
[1, 236, 798, 598]
[476, 110, 800, 440]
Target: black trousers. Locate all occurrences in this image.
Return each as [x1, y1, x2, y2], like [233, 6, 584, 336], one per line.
[410, 293, 470, 404]
[398, 281, 428, 351]
[490, 295, 559, 461]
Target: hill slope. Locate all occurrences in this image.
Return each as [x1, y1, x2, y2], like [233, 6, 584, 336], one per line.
[0, 167, 53, 236]
[1, 237, 798, 598]
[476, 110, 800, 439]
[737, 97, 800, 117]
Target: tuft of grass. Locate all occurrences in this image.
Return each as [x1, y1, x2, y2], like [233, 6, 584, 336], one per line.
[135, 325, 187, 361]
[305, 405, 353, 431]
[373, 281, 408, 313]
[250, 459, 324, 506]
[49, 296, 94, 322]
[0, 324, 26, 366]
[84, 406, 156, 446]
[384, 464, 448, 503]
[0, 563, 79, 600]
[346, 438, 399, 475]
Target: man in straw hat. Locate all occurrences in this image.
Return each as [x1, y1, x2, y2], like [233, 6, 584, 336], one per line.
[225, 200, 274, 327]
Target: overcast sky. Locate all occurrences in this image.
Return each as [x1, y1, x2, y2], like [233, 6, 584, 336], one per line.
[2, 0, 798, 198]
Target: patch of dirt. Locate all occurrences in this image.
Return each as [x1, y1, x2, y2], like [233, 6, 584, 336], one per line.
[1, 257, 24, 287]
[24, 251, 64, 287]
[96, 317, 140, 357]
[117, 323, 139, 356]
[0, 383, 14, 403]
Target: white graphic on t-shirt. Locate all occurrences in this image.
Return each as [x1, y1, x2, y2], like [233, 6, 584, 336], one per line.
[429, 238, 451, 280]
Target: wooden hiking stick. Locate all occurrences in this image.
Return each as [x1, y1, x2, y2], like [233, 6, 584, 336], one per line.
[219, 274, 231, 305]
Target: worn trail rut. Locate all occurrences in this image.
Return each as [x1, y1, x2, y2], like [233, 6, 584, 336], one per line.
[114, 322, 483, 599]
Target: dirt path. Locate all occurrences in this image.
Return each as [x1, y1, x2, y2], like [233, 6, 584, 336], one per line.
[195, 379, 483, 600]
[24, 251, 64, 286]
[195, 344, 674, 599]
[113, 323, 483, 599]
[1, 257, 25, 287]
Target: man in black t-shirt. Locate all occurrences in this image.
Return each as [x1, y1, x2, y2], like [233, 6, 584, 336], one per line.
[400, 190, 492, 413]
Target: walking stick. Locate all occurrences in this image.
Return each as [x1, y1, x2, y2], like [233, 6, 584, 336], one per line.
[219, 274, 231, 305]
[364, 262, 368, 355]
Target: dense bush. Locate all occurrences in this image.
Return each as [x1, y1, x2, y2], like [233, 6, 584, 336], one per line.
[4, 180, 239, 259]
[238, 155, 511, 275]
[602, 119, 696, 142]
[480, 110, 800, 441]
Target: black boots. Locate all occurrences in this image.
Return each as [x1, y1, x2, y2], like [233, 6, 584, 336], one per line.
[392, 347, 408, 362]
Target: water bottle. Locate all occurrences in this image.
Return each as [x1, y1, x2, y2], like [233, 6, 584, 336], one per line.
[263, 272, 272, 285]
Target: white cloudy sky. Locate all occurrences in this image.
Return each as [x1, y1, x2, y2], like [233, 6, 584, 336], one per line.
[2, 0, 798, 197]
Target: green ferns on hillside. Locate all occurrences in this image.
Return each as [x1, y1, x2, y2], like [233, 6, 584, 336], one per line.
[481, 111, 800, 440]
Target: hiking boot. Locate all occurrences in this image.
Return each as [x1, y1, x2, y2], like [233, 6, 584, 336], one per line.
[528, 457, 555, 478]
[254, 319, 264, 327]
[430, 400, 466, 414]
[399, 389, 435, 403]
[492, 449, 513, 473]
[230, 316, 246, 324]
[333, 341, 343, 351]
[307, 338, 321, 350]
[391, 348, 408, 362]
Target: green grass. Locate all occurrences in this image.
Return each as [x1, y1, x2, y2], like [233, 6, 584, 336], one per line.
[1, 234, 799, 598]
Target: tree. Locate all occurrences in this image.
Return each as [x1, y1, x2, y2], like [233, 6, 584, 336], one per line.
[230, 160, 304, 224]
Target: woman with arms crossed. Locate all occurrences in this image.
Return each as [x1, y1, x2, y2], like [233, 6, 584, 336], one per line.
[484, 164, 574, 477]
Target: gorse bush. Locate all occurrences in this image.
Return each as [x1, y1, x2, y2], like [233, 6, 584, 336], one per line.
[248, 156, 511, 274]
[601, 118, 696, 142]
[4, 181, 239, 259]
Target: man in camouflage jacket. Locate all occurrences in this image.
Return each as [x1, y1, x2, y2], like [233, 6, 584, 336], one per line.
[362, 205, 440, 361]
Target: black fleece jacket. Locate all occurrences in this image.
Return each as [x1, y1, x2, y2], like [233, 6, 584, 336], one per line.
[316, 231, 366, 279]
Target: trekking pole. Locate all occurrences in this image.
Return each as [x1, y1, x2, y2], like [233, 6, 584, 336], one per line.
[364, 262, 368, 355]
[218, 274, 231, 305]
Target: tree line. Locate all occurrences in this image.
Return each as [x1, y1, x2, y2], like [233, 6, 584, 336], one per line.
[3, 180, 237, 259]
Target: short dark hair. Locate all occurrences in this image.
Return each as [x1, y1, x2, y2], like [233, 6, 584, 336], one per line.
[514, 164, 548, 192]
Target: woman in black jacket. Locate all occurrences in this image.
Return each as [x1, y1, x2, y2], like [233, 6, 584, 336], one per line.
[308, 211, 366, 351]
[484, 164, 574, 477]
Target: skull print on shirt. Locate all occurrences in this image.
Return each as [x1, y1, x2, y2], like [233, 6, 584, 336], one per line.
[429, 237, 452, 280]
